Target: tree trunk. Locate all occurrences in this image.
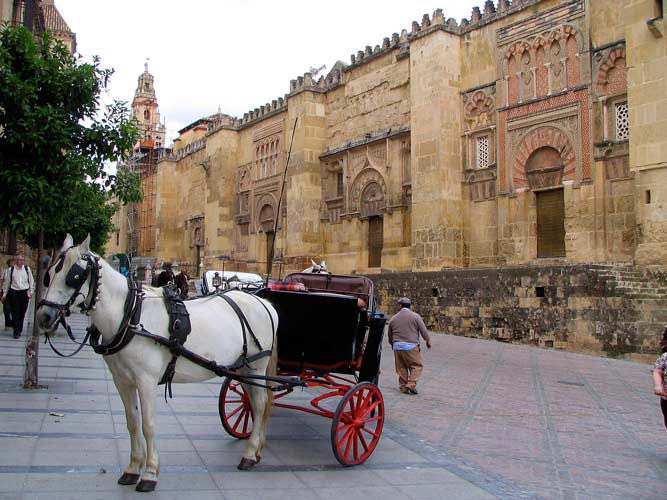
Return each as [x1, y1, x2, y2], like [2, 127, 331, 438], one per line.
[23, 230, 43, 388]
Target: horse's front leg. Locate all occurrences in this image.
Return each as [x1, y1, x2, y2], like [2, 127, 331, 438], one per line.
[135, 377, 160, 492]
[115, 381, 145, 485]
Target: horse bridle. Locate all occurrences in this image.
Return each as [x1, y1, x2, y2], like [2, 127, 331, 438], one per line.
[39, 246, 103, 331]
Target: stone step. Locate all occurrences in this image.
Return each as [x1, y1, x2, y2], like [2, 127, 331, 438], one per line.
[626, 293, 667, 299]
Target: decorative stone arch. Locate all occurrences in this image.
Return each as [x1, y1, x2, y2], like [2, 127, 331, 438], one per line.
[188, 216, 205, 248]
[512, 126, 576, 189]
[254, 193, 278, 232]
[360, 182, 385, 217]
[502, 24, 583, 67]
[464, 90, 495, 122]
[595, 47, 627, 95]
[349, 168, 387, 215]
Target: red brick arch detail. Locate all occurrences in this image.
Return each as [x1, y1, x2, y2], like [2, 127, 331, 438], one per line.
[512, 127, 576, 189]
[503, 40, 532, 62]
[561, 24, 584, 52]
[596, 47, 627, 92]
[503, 25, 582, 61]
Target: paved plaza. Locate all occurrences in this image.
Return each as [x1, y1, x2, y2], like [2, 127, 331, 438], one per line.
[0, 305, 664, 499]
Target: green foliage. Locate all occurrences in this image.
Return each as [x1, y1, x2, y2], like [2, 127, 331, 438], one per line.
[0, 24, 140, 248]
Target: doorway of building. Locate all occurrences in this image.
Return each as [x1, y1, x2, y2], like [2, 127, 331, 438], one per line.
[536, 188, 565, 258]
[265, 231, 274, 273]
[368, 216, 383, 268]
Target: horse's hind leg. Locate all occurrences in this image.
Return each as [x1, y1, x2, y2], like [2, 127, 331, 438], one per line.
[135, 377, 160, 492]
[238, 382, 270, 471]
[115, 381, 145, 485]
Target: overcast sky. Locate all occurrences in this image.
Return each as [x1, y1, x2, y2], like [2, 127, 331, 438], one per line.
[56, 0, 480, 144]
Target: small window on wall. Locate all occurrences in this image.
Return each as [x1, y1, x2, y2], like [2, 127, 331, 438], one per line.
[476, 135, 489, 169]
[615, 101, 629, 140]
[336, 173, 344, 196]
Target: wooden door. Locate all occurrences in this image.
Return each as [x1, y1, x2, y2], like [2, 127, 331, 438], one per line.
[536, 189, 565, 258]
[368, 216, 383, 268]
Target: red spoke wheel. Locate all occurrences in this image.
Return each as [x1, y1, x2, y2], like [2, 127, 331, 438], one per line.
[331, 381, 385, 466]
[218, 378, 254, 439]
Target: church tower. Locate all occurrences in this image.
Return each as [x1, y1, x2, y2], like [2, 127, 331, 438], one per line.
[131, 62, 165, 151]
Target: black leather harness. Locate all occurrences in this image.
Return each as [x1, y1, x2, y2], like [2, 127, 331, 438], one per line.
[39, 250, 293, 397]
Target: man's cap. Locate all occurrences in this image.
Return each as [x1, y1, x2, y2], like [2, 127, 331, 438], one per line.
[397, 297, 411, 306]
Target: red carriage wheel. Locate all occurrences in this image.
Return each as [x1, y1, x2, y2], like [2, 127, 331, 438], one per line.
[331, 381, 385, 466]
[218, 378, 254, 439]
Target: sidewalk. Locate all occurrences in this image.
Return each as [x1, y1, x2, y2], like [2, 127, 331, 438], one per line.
[0, 305, 663, 499]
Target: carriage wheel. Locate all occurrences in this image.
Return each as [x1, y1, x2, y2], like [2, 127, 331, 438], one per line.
[218, 378, 254, 439]
[331, 381, 385, 466]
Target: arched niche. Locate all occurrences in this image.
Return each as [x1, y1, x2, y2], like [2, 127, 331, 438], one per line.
[525, 146, 564, 190]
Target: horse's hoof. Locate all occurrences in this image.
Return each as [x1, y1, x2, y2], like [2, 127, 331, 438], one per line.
[117, 472, 140, 485]
[237, 457, 257, 471]
[135, 479, 157, 492]
[255, 454, 261, 464]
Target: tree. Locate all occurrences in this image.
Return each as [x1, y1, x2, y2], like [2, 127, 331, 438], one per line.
[0, 24, 140, 387]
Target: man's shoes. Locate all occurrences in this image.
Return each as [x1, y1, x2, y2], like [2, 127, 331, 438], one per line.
[400, 388, 409, 394]
[407, 388, 419, 395]
[12, 333, 19, 339]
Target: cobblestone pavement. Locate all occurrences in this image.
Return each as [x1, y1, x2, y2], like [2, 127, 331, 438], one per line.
[0, 303, 663, 499]
[379, 334, 666, 500]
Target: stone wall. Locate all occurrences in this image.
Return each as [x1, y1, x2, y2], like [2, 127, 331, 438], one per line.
[372, 264, 667, 361]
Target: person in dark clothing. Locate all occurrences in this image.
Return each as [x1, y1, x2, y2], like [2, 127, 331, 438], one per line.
[174, 272, 189, 299]
[1, 258, 13, 330]
[156, 263, 175, 287]
[1, 255, 34, 338]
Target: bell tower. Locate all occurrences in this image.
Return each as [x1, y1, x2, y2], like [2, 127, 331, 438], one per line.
[131, 61, 166, 151]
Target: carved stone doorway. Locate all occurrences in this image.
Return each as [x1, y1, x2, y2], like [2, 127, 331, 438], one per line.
[368, 216, 383, 268]
[536, 188, 565, 258]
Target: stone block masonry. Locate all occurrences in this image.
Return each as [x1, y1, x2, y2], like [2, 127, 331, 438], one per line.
[372, 264, 667, 360]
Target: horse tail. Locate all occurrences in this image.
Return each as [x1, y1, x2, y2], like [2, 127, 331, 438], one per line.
[263, 308, 278, 420]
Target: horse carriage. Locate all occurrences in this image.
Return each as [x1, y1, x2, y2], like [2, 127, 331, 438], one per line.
[36, 235, 387, 492]
[219, 272, 387, 466]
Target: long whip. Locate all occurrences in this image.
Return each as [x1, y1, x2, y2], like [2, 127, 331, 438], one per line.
[267, 117, 298, 278]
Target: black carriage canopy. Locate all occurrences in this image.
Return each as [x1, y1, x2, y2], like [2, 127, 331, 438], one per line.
[258, 273, 382, 375]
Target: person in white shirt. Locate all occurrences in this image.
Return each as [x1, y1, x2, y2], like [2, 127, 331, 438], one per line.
[1, 255, 35, 338]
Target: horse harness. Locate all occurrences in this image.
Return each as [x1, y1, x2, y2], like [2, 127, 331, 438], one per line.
[41, 247, 284, 395]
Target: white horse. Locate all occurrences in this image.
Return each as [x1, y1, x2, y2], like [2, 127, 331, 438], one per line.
[36, 235, 277, 492]
[302, 259, 329, 274]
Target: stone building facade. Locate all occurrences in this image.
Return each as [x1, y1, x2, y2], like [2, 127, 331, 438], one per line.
[107, 0, 667, 356]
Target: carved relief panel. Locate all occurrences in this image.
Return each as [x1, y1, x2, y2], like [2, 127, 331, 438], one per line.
[253, 121, 283, 180]
[320, 136, 407, 223]
[497, 0, 587, 107]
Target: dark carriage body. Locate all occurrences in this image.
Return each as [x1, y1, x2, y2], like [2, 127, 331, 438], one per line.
[256, 273, 386, 381]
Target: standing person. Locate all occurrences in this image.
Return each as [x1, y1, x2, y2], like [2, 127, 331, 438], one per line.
[653, 326, 667, 430]
[175, 271, 189, 299]
[387, 297, 432, 395]
[156, 262, 174, 287]
[1, 255, 35, 338]
[1, 258, 14, 331]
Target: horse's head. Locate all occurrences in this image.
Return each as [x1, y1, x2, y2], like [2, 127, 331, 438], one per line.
[302, 259, 329, 274]
[36, 233, 102, 333]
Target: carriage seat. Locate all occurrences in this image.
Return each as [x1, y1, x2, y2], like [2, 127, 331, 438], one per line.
[282, 273, 372, 310]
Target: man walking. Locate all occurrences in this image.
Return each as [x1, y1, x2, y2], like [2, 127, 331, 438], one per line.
[1, 258, 14, 331]
[1, 255, 34, 338]
[387, 297, 431, 395]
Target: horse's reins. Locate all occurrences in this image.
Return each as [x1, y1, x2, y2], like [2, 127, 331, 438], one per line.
[39, 247, 103, 356]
